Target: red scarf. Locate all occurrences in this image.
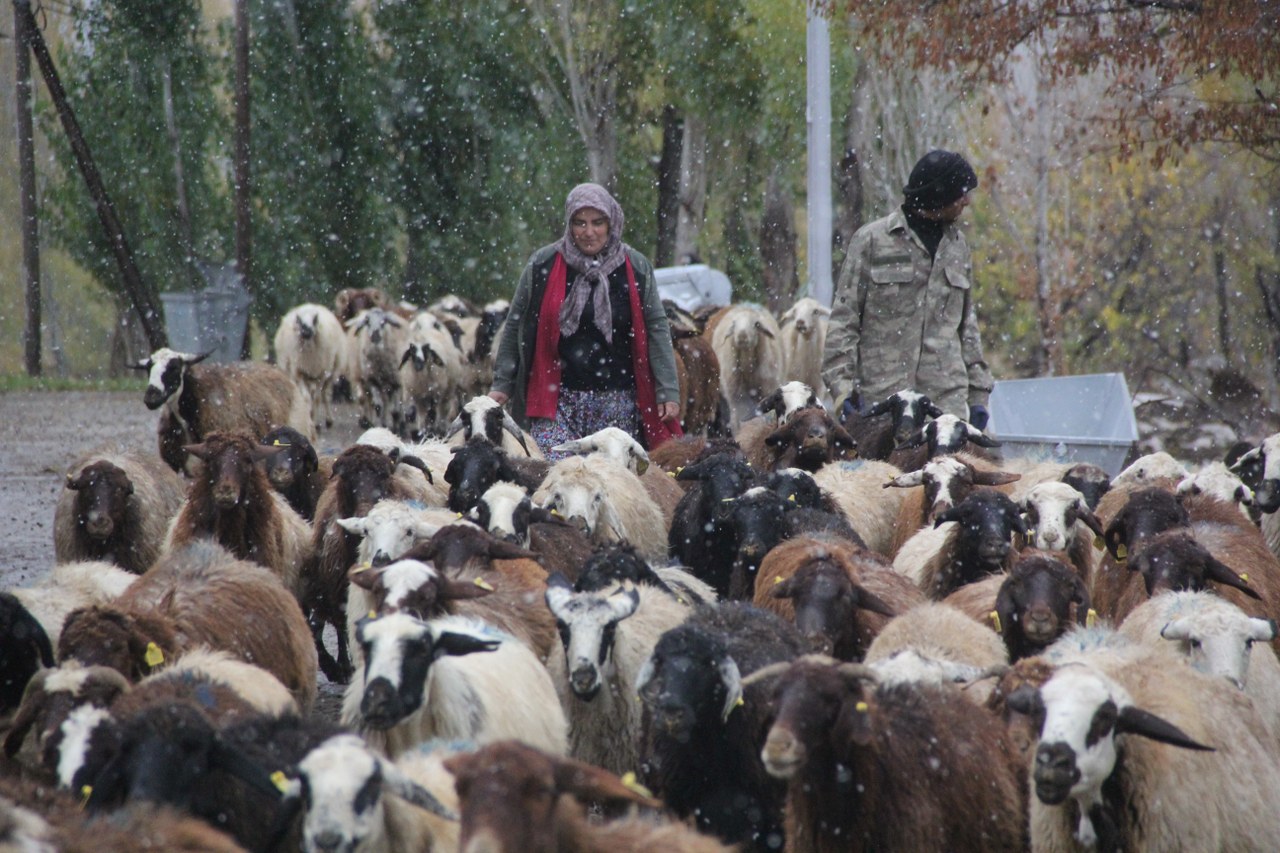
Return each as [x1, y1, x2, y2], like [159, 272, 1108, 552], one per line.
[526, 253, 682, 449]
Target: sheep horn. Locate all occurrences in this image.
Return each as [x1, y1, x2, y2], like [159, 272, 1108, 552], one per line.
[397, 454, 434, 484]
[2, 669, 51, 756]
[444, 415, 466, 439]
[500, 411, 531, 456]
[740, 661, 793, 688]
[834, 662, 879, 684]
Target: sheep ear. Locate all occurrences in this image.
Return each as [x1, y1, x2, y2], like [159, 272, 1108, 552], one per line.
[210, 739, 285, 799]
[427, 345, 445, 367]
[444, 415, 466, 440]
[381, 760, 458, 820]
[1160, 619, 1191, 641]
[607, 585, 641, 621]
[629, 446, 650, 476]
[551, 438, 586, 455]
[831, 425, 858, 456]
[923, 399, 946, 418]
[895, 431, 927, 451]
[1115, 705, 1214, 751]
[1229, 447, 1261, 473]
[1007, 508, 1028, 537]
[934, 506, 961, 528]
[771, 577, 797, 599]
[336, 516, 367, 536]
[1076, 503, 1106, 539]
[1103, 520, 1127, 561]
[1072, 575, 1092, 625]
[753, 320, 776, 340]
[718, 657, 743, 723]
[544, 579, 574, 620]
[756, 389, 784, 419]
[1205, 556, 1263, 599]
[973, 470, 1021, 487]
[551, 755, 661, 809]
[862, 397, 891, 417]
[2, 670, 50, 756]
[966, 428, 1001, 448]
[634, 658, 657, 695]
[66, 472, 89, 490]
[854, 586, 897, 618]
[1251, 618, 1278, 643]
[993, 583, 1015, 639]
[399, 347, 415, 369]
[885, 470, 924, 489]
[437, 576, 496, 602]
[484, 539, 538, 561]
[347, 565, 386, 591]
[431, 631, 501, 660]
[764, 426, 790, 448]
[183, 442, 215, 462]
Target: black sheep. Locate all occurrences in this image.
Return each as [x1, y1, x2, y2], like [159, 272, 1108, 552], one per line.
[668, 452, 756, 597]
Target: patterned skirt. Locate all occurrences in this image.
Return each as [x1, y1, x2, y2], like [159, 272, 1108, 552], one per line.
[531, 388, 641, 460]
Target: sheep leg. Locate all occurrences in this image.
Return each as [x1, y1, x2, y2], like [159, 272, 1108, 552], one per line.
[308, 605, 349, 684]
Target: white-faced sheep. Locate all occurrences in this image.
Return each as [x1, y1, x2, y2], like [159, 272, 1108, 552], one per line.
[705, 303, 784, 430]
[347, 307, 410, 430]
[446, 394, 542, 458]
[54, 449, 185, 575]
[754, 380, 824, 426]
[278, 734, 461, 853]
[399, 310, 465, 440]
[778, 297, 832, 403]
[811, 459, 907, 556]
[745, 656, 1027, 852]
[444, 433, 550, 513]
[342, 612, 567, 759]
[447, 739, 735, 853]
[1019, 480, 1106, 586]
[1111, 450, 1190, 488]
[887, 412, 1002, 473]
[544, 576, 691, 775]
[133, 347, 315, 474]
[275, 302, 346, 430]
[1230, 432, 1280, 558]
[552, 426, 687, 527]
[1007, 642, 1280, 851]
[843, 389, 945, 461]
[533, 455, 668, 564]
[1178, 461, 1254, 520]
[470, 481, 596, 580]
[57, 540, 317, 710]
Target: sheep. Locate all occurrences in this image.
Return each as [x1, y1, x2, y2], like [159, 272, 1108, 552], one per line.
[842, 389, 945, 461]
[308, 443, 441, 682]
[1061, 461, 1112, 510]
[884, 453, 1022, 559]
[572, 543, 717, 606]
[666, 451, 757, 597]
[131, 347, 315, 474]
[637, 602, 805, 851]
[57, 540, 317, 710]
[342, 612, 567, 758]
[551, 426, 685, 525]
[1118, 590, 1280, 738]
[444, 434, 550, 513]
[754, 380, 823, 426]
[778, 297, 832, 403]
[53, 449, 185, 575]
[892, 490, 1028, 598]
[1019, 480, 1106, 587]
[446, 394, 542, 459]
[1178, 461, 1254, 520]
[811, 459, 907, 556]
[354, 427, 451, 506]
[470, 481, 596, 580]
[259, 425, 328, 521]
[1111, 450, 1190, 488]
[277, 734, 461, 853]
[943, 552, 1091, 662]
[863, 602, 1009, 696]
[533, 455, 668, 564]
[274, 302, 346, 430]
[399, 310, 465, 440]
[446, 739, 735, 853]
[755, 407, 857, 473]
[744, 656, 1027, 852]
[0, 594, 55, 718]
[544, 576, 690, 775]
[347, 307, 410, 430]
[754, 536, 921, 660]
[1007, 642, 1280, 851]
[887, 412, 1002, 473]
[705, 302, 784, 430]
[163, 431, 313, 598]
[666, 309, 723, 436]
[462, 299, 511, 401]
[1230, 432, 1280, 559]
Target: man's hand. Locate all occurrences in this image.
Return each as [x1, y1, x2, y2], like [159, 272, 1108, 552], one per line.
[839, 392, 863, 423]
[968, 404, 989, 431]
[657, 401, 680, 422]
[488, 391, 509, 405]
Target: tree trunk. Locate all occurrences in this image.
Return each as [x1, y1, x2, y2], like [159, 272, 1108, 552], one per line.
[1257, 177, 1280, 410]
[654, 105, 683, 267]
[162, 57, 199, 292]
[1209, 203, 1232, 368]
[760, 168, 799, 315]
[15, 0, 41, 376]
[1031, 68, 1061, 377]
[674, 112, 708, 265]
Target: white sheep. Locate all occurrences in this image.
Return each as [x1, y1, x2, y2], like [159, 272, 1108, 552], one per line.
[778, 298, 831, 404]
[9, 560, 137, 656]
[544, 578, 691, 774]
[549, 427, 684, 527]
[1178, 461, 1254, 521]
[1119, 590, 1280, 739]
[533, 455, 668, 564]
[1020, 480, 1106, 586]
[1014, 640, 1280, 851]
[347, 307, 410, 431]
[811, 459, 906, 556]
[864, 602, 1008, 702]
[706, 303, 784, 430]
[274, 303, 346, 430]
[284, 734, 461, 853]
[399, 311, 465, 440]
[342, 612, 567, 759]
[1111, 450, 1189, 488]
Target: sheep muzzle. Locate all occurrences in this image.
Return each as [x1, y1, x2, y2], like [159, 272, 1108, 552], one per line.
[1032, 741, 1080, 805]
[761, 727, 806, 779]
[569, 664, 601, 701]
[360, 677, 406, 729]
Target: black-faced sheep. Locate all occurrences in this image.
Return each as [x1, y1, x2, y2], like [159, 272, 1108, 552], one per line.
[892, 490, 1027, 598]
[544, 576, 691, 775]
[444, 434, 549, 513]
[53, 450, 185, 574]
[573, 543, 717, 605]
[163, 431, 313, 597]
[347, 307, 410, 431]
[470, 481, 596, 580]
[446, 739, 734, 853]
[275, 302, 346, 430]
[758, 407, 857, 473]
[746, 657, 1027, 852]
[57, 540, 317, 710]
[132, 347, 314, 473]
[1061, 461, 1113, 510]
[667, 451, 756, 596]
[260, 425, 328, 521]
[888, 412, 1001, 473]
[884, 453, 1022, 559]
[637, 602, 805, 851]
[341, 612, 567, 759]
[843, 388, 945, 459]
[446, 395, 540, 458]
[533, 455, 668, 564]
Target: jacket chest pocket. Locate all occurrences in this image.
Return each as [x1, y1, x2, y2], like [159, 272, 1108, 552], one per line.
[867, 262, 918, 320]
[938, 266, 970, 327]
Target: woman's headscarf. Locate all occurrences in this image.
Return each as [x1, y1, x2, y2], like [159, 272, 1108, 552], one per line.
[556, 183, 628, 344]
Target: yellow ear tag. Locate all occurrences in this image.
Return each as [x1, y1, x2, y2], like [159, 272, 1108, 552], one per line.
[667, 471, 677, 478]
[550, 508, 560, 516]
[736, 696, 745, 707]
[774, 576, 784, 585]
[1115, 544, 1127, 562]
[620, 771, 653, 799]
[1093, 536, 1105, 551]
[1086, 609, 1098, 628]
[144, 643, 165, 668]
[455, 512, 463, 519]
[1241, 573, 1250, 584]
[272, 439, 291, 447]
[989, 611, 1002, 634]
[788, 494, 797, 502]
[351, 563, 372, 574]
[675, 467, 684, 475]
[270, 771, 290, 793]
[855, 701, 869, 713]
[66, 473, 74, 482]
[368, 611, 377, 619]
[79, 785, 92, 809]
[474, 578, 495, 591]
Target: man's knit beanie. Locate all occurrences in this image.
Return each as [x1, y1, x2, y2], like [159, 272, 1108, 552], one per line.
[903, 150, 978, 212]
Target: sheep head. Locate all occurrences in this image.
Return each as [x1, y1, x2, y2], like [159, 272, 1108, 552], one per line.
[133, 348, 209, 410]
[544, 575, 640, 701]
[65, 460, 134, 542]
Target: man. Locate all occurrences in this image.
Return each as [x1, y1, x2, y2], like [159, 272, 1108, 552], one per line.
[822, 149, 994, 429]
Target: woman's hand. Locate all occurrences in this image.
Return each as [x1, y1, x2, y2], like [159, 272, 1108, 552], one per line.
[657, 401, 680, 422]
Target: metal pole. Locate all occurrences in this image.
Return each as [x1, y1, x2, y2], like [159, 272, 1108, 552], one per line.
[14, 0, 40, 375]
[806, 1, 833, 306]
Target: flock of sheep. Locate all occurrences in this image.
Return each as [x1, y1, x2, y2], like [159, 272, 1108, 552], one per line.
[3, 283, 1280, 852]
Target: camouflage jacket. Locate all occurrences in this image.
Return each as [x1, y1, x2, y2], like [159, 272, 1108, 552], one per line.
[821, 208, 993, 416]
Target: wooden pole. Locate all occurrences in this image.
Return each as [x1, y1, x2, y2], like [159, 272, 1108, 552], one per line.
[17, 0, 166, 350]
[14, 0, 40, 375]
[233, 0, 253, 359]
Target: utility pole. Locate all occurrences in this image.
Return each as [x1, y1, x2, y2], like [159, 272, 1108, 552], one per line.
[806, 0, 833, 307]
[233, 0, 253, 359]
[14, 0, 40, 375]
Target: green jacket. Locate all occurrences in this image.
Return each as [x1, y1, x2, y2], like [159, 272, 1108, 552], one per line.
[821, 208, 993, 416]
[491, 243, 680, 428]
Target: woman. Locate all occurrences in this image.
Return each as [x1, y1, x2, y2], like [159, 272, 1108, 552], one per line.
[489, 183, 682, 458]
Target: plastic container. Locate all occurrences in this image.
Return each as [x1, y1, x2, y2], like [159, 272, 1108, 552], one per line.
[159, 262, 251, 363]
[654, 264, 732, 311]
[988, 373, 1138, 476]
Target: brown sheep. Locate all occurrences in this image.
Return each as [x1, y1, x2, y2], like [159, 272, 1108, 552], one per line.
[756, 408, 857, 473]
[754, 536, 924, 660]
[133, 347, 314, 474]
[56, 540, 317, 710]
[53, 450, 186, 574]
[163, 431, 313, 597]
[672, 335, 723, 437]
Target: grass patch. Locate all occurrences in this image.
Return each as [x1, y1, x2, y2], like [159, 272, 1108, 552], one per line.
[0, 375, 146, 393]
